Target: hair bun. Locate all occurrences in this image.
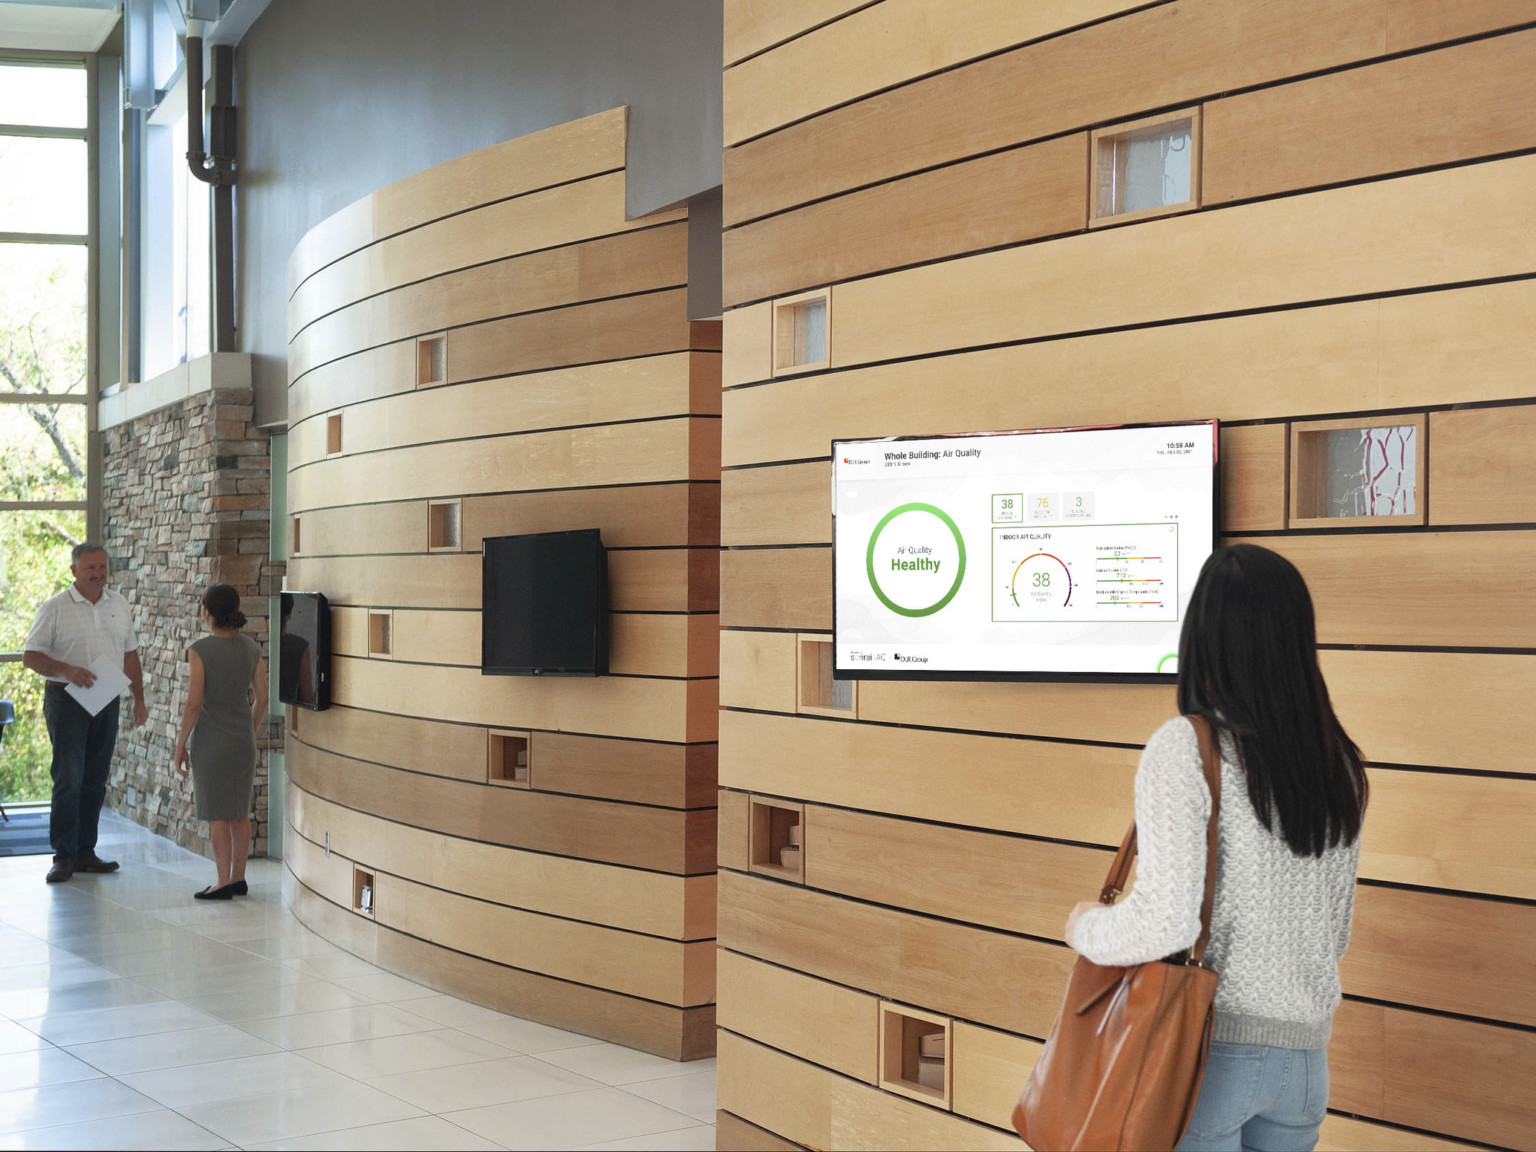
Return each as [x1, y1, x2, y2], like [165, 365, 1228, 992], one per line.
[227, 610, 248, 630]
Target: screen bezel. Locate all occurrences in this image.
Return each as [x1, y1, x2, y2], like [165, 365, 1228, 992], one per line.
[277, 591, 331, 711]
[831, 418, 1220, 684]
[480, 528, 609, 677]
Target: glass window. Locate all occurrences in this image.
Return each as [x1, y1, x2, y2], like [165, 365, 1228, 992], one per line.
[0, 137, 89, 235]
[0, 63, 88, 129]
[1091, 110, 1201, 224]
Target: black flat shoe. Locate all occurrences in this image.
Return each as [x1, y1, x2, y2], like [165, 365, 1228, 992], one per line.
[231, 880, 248, 896]
[194, 884, 236, 901]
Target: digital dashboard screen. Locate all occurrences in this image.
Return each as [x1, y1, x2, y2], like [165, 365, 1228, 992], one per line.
[832, 421, 1219, 680]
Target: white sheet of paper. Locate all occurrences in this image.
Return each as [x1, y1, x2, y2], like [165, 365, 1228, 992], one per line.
[65, 655, 131, 717]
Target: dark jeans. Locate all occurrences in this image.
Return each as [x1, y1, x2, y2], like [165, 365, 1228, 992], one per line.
[42, 684, 119, 863]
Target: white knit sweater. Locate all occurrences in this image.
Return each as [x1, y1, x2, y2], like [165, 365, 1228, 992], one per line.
[1070, 717, 1360, 1049]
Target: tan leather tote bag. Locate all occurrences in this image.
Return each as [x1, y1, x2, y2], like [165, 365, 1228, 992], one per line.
[1013, 715, 1222, 1152]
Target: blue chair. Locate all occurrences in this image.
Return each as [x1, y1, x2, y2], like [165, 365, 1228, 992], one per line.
[0, 699, 13, 822]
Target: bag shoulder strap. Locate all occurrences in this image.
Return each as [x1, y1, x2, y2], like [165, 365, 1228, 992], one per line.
[1096, 715, 1224, 963]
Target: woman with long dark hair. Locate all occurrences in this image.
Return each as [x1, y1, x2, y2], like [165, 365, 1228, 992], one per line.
[1066, 544, 1367, 1152]
[174, 584, 267, 900]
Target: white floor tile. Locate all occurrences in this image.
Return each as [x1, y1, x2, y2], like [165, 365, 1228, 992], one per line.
[118, 1049, 344, 1110]
[0, 1076, 161, 1134]
[621, 1070, 717, 1124]
[18, 999, 220, 1047]
[0, 1107, 225, 1150]
[181, 979, 374, 1022]
[134, 957, 315, 997]
[537, 1041, 704, 1086]
[301, 1028, 517, 1079]
[445, 1086, 699, 1151]
[0, 1024, 47, 1057]
[243, 1113, 501, 1151]
[367, 1054, 600, 1113]
[0, 1048, 103, 1093]
[178, 1078, 425, 1145]
[459, 1014, 609, 1054]
[389, 994, 508, 1029]
[0, 976, 165, 1020]
[236, 1003, 442, 1050]
[328, 971, 437, 1002]
[283, 952, 386, 981]
[0, 959, 118, 991]
[64, 1023, 280, 1076]
[572, 1126, 717, 1152]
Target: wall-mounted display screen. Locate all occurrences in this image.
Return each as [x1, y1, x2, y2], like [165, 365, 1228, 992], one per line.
[482, 528, 609, 677]
[278, 591, 331, 709]
[832, 421, 1219, 681]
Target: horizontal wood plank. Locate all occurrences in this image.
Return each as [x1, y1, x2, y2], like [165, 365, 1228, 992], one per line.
[802, 804, 1112, 940]
[291, 222, 686, 378]
[375, 869, 713, 1006]
[463, 479, 719, 550]
[289, 107, 628, 296]
[289, 417, 714, 513]
[1430, 404, 1536, 526]
[1221, 423, 1287, 532]
[831, 154, 1536, 369]
[1330, 999, 1536, 1149]
[1231, 530, 1536, 649]
[950, 1021, 1042, 1131]
[724, 0, 871, 67]
[290, 176, 682, 340]
[535, 731, 719, 811]
[722, 462, 830, 546]
[329, 653, 717, 744]
[1204, 27, 1536, 206]
[288, 783, 710, 939]
[722, 301, 773, 389]
[287, 547, 718, 613]
[719, 629, 800, 714]
[721, 708, 1138, 858]
[288, 738, 715, 874]
[716, 1110, 805, 1152]
[1318, 1114, 1483, 1152]
[330, 606, 716, 679]
[722, 0, 1394, 226]
[723, 0, 1147, 146]
[283, 865, 715, 1060]
[719, 869, 1074, 1038]
[722, 279, 1536, 467]
[717, 1030, 1025, 1151]
[288, 352, 701, 468]
[720, 546, 830, 629]
[721, 134, 1087, 307]
[717, 950, 878, 1082]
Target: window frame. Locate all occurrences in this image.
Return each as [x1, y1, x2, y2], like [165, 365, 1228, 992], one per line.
[1088, 106, 1203, 228]
[0, 51, 100, 664]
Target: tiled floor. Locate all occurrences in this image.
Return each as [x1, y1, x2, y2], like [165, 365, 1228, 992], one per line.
[0, 811, 717, 1150]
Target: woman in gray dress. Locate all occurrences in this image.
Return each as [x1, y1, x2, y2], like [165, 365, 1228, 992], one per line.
[173, 584, 267, 900]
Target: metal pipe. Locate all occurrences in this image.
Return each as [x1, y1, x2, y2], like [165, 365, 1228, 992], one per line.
[184, 31, 238, 351]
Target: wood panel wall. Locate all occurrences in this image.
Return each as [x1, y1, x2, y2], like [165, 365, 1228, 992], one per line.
[717, 3, 1536, 1148]
[282, 107, 719, 1060]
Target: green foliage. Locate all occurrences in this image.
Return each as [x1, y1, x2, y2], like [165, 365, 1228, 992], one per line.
[0, 245, 88, 802]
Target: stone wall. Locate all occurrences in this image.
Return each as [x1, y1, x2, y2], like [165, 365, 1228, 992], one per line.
[101, 385, 281, 857]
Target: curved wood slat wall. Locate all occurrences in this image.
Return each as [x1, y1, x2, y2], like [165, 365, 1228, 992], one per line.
[718, 3, 1536, 1148]
[283, 107, 719, 1060]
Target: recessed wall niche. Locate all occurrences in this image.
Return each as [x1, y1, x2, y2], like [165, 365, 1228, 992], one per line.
[427, 499, 462, 551]
[879, 1001, 952, 1108]
[352, 864, 376, 918]
[1090, 107, 1202, 226]
[797, 635, 856, 718]
[772, 288, 831, 375]
[748, 796, 804, 883]
[487, 730, 531, 788]
[325, 412, 343, 455]
[367, 610, 393, 657]
[416, 333, 447, 388]
[1290, 414, 1427, 529]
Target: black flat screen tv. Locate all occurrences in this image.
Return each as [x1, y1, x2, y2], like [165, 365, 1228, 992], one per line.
[278, 591, 331, 710]
[482, 528, 609, 676]
[832, 419, 1219, 682]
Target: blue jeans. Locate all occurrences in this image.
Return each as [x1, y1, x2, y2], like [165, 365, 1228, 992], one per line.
[43, 683, 119, 863]
[1176, 1043, 1328, 1152]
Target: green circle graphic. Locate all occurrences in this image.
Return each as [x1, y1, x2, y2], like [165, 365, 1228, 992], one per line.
[865, 503, 967, 618]
[1157, 652, 1179, 673]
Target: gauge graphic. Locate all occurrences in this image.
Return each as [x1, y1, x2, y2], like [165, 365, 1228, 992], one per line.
[1009, 551, 1073, 609]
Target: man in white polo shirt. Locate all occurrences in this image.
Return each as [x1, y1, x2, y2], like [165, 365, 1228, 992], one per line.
[22, 543, 148, 884]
